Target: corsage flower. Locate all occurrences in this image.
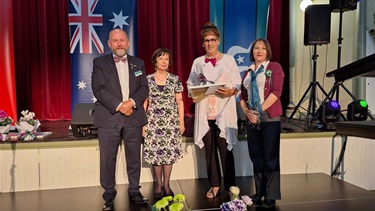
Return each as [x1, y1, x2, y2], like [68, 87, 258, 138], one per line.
[265, 69, 272, 87]
[265, 69, 272, 78]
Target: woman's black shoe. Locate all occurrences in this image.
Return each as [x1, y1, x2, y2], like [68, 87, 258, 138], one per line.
[262, 199, 276, 208]
[164, 189, 174, 197]
[154, 191, 163, 199]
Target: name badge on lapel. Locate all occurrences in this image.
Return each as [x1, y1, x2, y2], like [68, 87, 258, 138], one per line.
[135, 70, 142, 77]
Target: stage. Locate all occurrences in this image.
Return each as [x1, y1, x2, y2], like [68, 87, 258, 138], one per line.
[0, 117, 321, 144]
[1, 173, 375, 211]
[1, 118, 375, 211]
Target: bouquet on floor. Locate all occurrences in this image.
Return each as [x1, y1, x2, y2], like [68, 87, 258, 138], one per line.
[15, 110, 41, 141]
[152, 194, 188, 211]
[0, 110, 13, 141]
[220, 186, 253, 211]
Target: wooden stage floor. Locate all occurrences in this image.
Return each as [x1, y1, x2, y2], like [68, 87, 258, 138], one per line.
[1, 173, 375, 211]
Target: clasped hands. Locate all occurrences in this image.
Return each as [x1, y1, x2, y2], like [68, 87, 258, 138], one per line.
[116, 100, 134, 116]
[244, 109, 259, 124]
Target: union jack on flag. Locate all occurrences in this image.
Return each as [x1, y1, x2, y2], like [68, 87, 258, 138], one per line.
[68, 0, 137, 109]
[69, 0, 104, 54]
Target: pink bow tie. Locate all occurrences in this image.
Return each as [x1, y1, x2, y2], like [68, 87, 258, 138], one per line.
[205, 57, 216, 66]
[114, 56, 127, 63]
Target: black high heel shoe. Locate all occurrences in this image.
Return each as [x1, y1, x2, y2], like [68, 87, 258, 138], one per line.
[163, 187, 174, 197]
[154, 191, 163, 199]
[154, 185, 164, 199]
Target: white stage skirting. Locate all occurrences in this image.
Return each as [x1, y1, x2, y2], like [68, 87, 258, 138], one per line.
[1, 132, 374, 193]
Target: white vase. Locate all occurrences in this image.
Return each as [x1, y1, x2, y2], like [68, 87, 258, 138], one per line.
[16, 120, 40, 132]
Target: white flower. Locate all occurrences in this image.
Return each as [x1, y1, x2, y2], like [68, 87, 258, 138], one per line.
[241, 195, 253, 206]
[229, 186, 240, 196]
[19, 110, 36, 122]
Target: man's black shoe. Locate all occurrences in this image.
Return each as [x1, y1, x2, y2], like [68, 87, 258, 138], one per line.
[250, 194, 263, 206]
[129, 193, 149, 204]
[102, 200, 114, 211]
[262, 199, 276, 208]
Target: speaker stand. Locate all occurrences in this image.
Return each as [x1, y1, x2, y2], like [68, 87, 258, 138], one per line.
[288, 44, 330, 129]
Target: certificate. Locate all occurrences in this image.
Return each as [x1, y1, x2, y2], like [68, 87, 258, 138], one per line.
[188, 83, 226, 102]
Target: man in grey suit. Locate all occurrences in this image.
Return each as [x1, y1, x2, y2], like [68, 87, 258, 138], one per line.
[91, 29, 149, 210]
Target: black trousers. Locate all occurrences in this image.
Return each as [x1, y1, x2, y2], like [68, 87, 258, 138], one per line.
[247, 121, 281, 200]
[203, 120, 236, 191]
[98, 116, 143, 201]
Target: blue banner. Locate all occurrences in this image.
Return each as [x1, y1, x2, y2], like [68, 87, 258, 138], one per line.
[223, 0, 257, 74]
[210, 0, 224, 53]
[68, 0, 137, 109]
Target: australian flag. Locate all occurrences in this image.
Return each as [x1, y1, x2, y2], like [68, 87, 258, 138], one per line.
[223, 0, 256, 74]
[68, 0, 137, 109]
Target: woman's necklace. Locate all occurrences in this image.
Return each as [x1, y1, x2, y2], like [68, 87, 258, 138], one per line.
[205, 51, 220, 59]
[155, 72, 167, 82]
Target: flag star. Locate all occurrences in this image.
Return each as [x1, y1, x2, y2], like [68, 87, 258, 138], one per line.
[236, 55, 244, 64]
[91, 96, 97, 103]
[110, 11, 129, 29]
[77, 81, 87, 90]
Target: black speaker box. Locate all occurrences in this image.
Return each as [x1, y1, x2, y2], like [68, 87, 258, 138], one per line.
[70, 103, 97, 137]
[304, 5, 331, 46]
[330, 0, 358, 12]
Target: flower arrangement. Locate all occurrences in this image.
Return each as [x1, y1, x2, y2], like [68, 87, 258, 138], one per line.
[15, 110, 41, 141]
[0, 110, 13, 141]
[220, 186, 253, 211]
[152, 194, 188, 211]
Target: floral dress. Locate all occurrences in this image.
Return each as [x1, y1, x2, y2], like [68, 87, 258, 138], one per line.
[143, 73, 184, 165]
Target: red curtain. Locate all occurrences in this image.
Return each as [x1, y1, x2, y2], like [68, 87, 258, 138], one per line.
[267, 0, 290, 112]
[0, 0, 17, 120]
[12, 0, 71, 120]
[137, 0, 209, 116]
[10, 0, 286, 120]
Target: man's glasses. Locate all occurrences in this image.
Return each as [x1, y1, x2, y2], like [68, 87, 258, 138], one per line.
[204, 38, 218, 44]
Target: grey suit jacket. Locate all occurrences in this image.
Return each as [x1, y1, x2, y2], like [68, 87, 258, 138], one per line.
[91, 53, 148, 128]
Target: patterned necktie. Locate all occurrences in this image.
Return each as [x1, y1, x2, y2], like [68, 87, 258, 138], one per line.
[114, 56, 127, 63]
[205, 57, 216, 66]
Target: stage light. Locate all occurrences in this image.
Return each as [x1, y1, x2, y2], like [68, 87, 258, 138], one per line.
[300, 0, 313, 12]
[319, 100, 341, 124]
[347, 99, 368, 121]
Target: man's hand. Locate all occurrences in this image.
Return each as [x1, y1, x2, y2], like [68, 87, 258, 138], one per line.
[118, 100, 134, 116]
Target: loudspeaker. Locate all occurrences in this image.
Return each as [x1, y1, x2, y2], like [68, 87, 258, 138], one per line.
[304, 5, 331, 46]
[70, 103, 97, 137]
[330, 0, 358, 12]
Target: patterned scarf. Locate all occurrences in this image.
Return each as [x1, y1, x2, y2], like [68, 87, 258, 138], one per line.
[248, 65, 264, 127]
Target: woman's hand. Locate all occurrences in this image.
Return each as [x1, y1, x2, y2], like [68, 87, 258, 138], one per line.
[244, 109, 259, 124]
[180, 125, 185, 135]
[215, 87, 236, 98]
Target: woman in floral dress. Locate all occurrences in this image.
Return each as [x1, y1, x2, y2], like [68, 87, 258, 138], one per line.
[143, 48, 185, 199]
